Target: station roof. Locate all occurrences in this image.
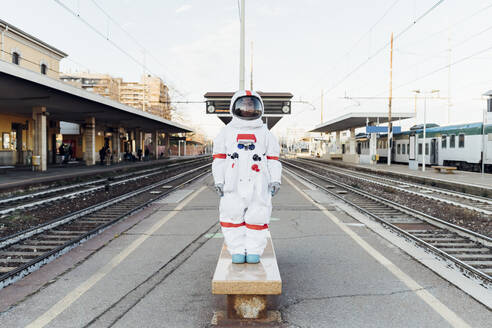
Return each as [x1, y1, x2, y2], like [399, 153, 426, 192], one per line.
[0, 61, 192, 133]
[311, 112, 415, 133]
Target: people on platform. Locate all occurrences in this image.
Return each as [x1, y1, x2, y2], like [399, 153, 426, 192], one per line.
[212, 90, 282, 264]
[137, 148, 143, 161]
[144, 147, 150, 161]
[59, 144, 66, 164]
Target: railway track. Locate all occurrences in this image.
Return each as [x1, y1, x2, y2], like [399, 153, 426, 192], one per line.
[0, 163, 211, 289]
[0, 157, 208, 216]
[283, 160, 492, 285]
[294, 157, 492, 215]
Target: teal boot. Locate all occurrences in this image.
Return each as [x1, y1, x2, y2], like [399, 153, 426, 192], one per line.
[232, 254, 246, 264]
[246, 254, 260, 264]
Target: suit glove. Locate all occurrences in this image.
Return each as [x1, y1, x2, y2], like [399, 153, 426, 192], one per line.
[215, 183, 224, 197]
[268, 182, 280, 197]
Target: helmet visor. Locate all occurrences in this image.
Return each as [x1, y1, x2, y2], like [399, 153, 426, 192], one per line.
[232, 96, 263, 120]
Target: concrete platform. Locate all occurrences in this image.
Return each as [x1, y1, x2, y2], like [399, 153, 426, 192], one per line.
[0, 173, 490, 327]
[311, 157, 492, 196]
[0, 155, 204, 192]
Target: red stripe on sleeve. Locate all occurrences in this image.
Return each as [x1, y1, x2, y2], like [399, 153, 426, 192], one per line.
[213, 153, 227, 159]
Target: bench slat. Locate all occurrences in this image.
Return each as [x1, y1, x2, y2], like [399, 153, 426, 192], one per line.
[212, 234, 281, 295]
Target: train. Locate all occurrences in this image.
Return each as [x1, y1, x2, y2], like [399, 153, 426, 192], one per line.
[357, 122, 492, 172]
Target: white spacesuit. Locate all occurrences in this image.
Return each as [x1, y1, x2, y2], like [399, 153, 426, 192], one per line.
[212, 90, 282, 264]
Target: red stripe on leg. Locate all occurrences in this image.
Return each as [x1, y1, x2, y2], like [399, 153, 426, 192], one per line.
[220, 222, 245, 228]
[245, 223, 269, 230]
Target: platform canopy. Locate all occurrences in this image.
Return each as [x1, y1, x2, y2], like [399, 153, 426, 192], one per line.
[0, 61, 192, 133]
[310, 112, 415, 133]
[204, 91, 293, 129]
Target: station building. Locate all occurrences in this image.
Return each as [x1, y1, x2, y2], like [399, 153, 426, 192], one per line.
[311, 112, 415, 164]
[0, 19, 191, 170]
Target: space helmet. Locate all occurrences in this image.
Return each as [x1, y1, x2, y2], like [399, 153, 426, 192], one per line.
[229, 90, 264, 120]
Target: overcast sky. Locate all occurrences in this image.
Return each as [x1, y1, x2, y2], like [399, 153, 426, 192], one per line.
[2, 0, 492, 138]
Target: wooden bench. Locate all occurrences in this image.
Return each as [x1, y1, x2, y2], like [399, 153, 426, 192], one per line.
[330, 154, 343, 160]
[0, 166, 15, 174]
[431, 165, 457, 174]
[212, 233, 282, 323]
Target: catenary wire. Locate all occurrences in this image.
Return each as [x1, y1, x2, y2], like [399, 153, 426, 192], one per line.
[307, 0, 445, 106]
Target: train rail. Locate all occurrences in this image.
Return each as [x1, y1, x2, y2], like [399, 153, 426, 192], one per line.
[294, 157, 492, 215]
[0, 157, 208, 216]
[0, 163, 211, 289]
[282, 160, 492, 285]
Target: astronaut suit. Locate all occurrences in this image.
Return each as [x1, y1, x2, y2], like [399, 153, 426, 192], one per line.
[212, 90, 282, 264]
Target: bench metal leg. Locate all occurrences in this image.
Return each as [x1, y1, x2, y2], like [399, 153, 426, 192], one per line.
[227, 295, 267, 319]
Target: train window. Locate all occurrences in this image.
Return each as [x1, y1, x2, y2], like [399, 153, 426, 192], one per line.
[408, 143, 410, 154]
[397, 144, 401, 154]
[418, 143, 422, 155]
[459, 134, 465, 148]
[441, 135, 447, 149]
[40, 64, 47, 75]
[450, 135, 455, 148]
[425, 143, 429, 155]
[402, 144, 406, 154]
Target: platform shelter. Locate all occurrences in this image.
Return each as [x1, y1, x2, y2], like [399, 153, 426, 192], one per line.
[311, 112, 415, 164]
[204, 92, 293, 129]
[0, 60, 192, 171]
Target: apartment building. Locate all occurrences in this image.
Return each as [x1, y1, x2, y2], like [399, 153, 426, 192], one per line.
[60, 72, 122, 102]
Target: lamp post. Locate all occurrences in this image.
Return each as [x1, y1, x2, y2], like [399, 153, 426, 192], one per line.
[413, 89, 439, 172]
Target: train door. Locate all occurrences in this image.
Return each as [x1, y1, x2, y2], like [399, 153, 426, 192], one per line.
[430, 138, 438, 165]
[391, 140, 396, 162]
[409, 134, 416, 160]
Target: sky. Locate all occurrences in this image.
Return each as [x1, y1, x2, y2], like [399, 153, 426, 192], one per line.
[2, 0, 492, 139]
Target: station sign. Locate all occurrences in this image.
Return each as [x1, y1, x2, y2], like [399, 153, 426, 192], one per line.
[366, 126, 401, 134]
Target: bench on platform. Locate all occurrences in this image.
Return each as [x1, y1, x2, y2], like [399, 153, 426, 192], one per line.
[431, 165, 457, 174]
[330, 154, 343, 160]
[212, 233, 282, 323]
[0, 166, 14, 174]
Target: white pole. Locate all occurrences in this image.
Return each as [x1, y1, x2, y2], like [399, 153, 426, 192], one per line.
[422, 97, 426, 172]
[239, 0, 245, 90]
[178, 140, 181, 157]
[482, 101, 486, 176]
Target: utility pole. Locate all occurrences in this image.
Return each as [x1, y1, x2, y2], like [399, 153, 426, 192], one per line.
[250, 41, 254, 90]
[387, 32, 393, 166]
[239, 0, 245, 90]
[447, 30, 452, 124]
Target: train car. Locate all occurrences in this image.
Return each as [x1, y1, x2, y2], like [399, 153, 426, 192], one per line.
[364, 122, 492, 172]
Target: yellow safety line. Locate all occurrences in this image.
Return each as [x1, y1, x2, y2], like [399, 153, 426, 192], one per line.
[26, 185, 207, 328]
[284, 175, 471, 328]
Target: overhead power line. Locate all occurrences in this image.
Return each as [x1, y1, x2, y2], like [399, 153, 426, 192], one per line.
[390, 41, 492, 93]
[89, 0, 187, 97]
[53, 0, 185, 98]
[299, 0, 402, 98]
[315, 0, 445, 102]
